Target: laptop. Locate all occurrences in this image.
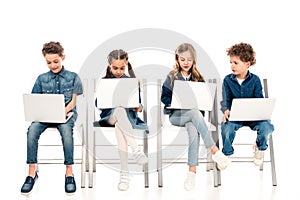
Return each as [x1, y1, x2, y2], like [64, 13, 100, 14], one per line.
[229, 98, 276, 121]
[95, 78, 140, 109]
[167, 80, 216, 111]
[23, 94, 74, 123]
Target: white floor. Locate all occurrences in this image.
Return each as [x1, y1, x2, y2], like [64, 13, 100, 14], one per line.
[10, 155, 299, 200]
[5, 122, 300, 200]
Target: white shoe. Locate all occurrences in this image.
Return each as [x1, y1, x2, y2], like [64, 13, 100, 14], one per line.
[118, 171, 130, 191]
[212, 150, 231, 170]
[253, 144, 264, 166]
[184, 171, 196, 191]
[133, 147, 148, 165]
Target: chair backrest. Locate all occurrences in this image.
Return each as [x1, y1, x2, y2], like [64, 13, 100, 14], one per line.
[262, 78, 269, 98]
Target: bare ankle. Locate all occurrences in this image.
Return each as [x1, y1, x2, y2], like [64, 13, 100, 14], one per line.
[66, 165, 73, 177]
[189, 166, 196, 173]
[28, 164, 36, 177]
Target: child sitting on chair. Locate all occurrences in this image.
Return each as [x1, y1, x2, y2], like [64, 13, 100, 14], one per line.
[220, 42, 274, 167]
[96, 49, 148, 191]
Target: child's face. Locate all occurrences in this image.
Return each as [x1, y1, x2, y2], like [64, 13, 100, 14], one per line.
[110, 59, 127, 78]
[45, 53, 64, 74]
[229, 56, 250, 79]
[178, 51, 193, 75]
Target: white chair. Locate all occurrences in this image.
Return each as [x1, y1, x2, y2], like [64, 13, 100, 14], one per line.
[216, 78, 277, 186]
[156, 79, 221, 187]
[87, 79, 149, 188]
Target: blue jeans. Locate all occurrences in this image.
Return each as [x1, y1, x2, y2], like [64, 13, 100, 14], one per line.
[26, 117, 76, 165]
[221, 120, 274, 156]
[169, 110, 215, 166]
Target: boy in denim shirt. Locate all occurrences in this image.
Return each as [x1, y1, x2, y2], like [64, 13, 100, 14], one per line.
[220, 42, 274, 168]
[21, 41, 83, 194]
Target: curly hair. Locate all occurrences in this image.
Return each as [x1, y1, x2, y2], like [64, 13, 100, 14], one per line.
[42, 41, 64, 57]
[226, 42, 256, 65]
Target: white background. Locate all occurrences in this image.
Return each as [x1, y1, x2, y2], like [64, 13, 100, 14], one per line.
[1, 0, 299, 198]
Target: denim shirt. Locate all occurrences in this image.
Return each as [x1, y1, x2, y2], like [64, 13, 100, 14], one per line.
[220, 71, 263, 113]
[31, 66, 83, 115]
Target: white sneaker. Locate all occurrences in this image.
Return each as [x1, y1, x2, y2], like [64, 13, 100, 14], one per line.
[132, 147, 148, 165]
[184, 171, 196, 191]
[253, 144, 264, 166]
[212, 150, 231, 170]
[118, 171, 130, 191]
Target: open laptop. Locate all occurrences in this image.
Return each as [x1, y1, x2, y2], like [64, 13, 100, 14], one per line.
[167, 80, 216, 111]
[95, 78, 140, 109]
[229, 98, 276, 121]
[23, 94, 73, 123]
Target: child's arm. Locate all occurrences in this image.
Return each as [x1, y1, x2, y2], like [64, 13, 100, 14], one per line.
[65, 94, 77, 116]
[220, 78, 232, 122]
[133, 104, 143, 112]
[222, 109, 230, 122]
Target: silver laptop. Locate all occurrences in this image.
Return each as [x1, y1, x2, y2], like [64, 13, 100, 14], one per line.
[23, 94, 73, 123]
[229, 98, 276, 121]
[167, 80, 216, 111]
[95, 78, 140, 109]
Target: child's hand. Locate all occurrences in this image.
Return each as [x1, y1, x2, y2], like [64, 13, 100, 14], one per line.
[133, 104, 143, 112]
[65, 108, 68, 117]
[222, 110, 230, 122]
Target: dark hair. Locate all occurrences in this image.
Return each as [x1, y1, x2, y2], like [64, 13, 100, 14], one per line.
[226, 42, 256, 65]
[42, 41, 64, 57]
[104, 49, 136, 78]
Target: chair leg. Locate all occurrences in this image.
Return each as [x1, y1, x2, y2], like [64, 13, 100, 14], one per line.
[269, 135, 277, 186]
[143, 132, 149, 188]
[88, 131, 95, 188]
[217, 168, 221, 186]
[213, 163, 220, 187]
[206, 150, 213, 171]
[93, 130, 96, 173]
[80, 127, 86, 188]
[157, 128, 163, 187]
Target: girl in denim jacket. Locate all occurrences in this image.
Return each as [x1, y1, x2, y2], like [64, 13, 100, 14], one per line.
[161, 43, 230, 191]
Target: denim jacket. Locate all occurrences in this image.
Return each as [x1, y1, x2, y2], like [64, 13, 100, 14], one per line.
[220, 71, 263, 113]
[96, 74, 149, 132]
[31, 66, 83, 117]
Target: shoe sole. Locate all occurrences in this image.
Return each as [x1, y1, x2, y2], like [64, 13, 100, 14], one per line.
[65, 192, 76, 196]
[21, 179, 38, 196]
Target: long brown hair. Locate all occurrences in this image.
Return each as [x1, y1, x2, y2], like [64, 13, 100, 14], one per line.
[168, 43, 204, 85]
[104, 49, 136, 78]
